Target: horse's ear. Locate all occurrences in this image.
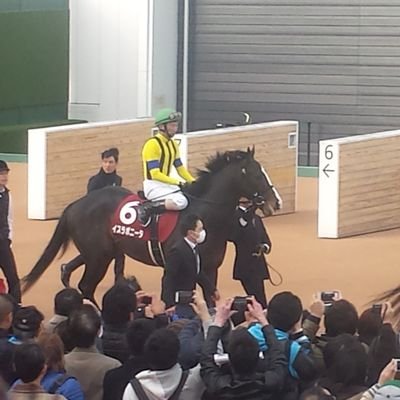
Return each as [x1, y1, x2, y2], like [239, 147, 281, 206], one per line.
[247, 145, 255, 157]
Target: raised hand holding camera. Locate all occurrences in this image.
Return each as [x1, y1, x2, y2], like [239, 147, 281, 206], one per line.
[309, 296, 325, 318]
[247, 297, 268, 326]
[214, 298, 234, 327]
[190, 290, 211, 322]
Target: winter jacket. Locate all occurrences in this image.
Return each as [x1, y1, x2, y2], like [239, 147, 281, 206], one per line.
[103, 355, 149, 400]
[122, 363, 202, 400]
[200, 324, 287, 400]
[100, 323, 129, 363]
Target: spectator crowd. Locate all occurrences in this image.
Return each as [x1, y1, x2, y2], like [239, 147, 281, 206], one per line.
[0, 278, 398, 400]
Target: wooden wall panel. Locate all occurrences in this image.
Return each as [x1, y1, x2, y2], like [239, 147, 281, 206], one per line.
[318, 129, 400, 238]
[338, 137, 400, 237]
[186, 122, 298, 215]
[29, 120, 297, 219]
[29, 119, 153, 219]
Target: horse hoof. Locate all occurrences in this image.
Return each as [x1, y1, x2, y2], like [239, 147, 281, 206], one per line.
[60, 264, 71, 288]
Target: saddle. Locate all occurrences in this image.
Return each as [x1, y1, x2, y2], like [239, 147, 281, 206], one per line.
[111, 194, 179, 266]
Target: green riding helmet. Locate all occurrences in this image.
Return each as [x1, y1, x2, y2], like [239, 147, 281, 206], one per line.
[154, 108, 182, 126]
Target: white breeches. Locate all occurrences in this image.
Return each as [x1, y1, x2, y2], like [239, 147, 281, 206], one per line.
[143, 180, 188, 210]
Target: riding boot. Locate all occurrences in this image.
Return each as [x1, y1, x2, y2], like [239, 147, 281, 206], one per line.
[137, 201, 166, 226]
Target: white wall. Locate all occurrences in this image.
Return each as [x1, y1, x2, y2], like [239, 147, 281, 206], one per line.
[69, 0, 179, 122]
[152, 0, 179, 115]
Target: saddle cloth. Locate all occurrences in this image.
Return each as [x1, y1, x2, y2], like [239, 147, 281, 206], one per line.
[111, 194, 179, 244]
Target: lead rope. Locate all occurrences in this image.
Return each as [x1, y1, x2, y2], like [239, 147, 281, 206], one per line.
[267, 261, 283, 287]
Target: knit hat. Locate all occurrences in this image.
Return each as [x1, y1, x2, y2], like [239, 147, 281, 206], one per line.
[13, 306, 44, 334]
[374, 380, 400, 400]
[0, 161, 9, 172]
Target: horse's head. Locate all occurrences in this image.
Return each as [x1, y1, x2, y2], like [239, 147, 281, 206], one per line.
[192, 148, 282, 216]
[234, 146, 282, 216]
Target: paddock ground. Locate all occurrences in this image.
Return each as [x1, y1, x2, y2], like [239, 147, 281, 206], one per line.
[10, 163, 400, 317]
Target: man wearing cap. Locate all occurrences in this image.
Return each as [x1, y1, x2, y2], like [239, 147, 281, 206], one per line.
[139, 108, 195, 224]
[0, 161, 20, 303]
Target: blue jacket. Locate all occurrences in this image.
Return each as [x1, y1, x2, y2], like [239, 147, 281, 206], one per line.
[248, 324, 311, 379]
[13, 371, 84, 400]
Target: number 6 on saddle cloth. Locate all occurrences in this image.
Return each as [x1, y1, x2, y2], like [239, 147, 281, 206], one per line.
[111, 194, 179, 266]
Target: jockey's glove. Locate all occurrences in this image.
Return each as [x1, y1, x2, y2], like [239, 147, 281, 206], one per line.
[178, 181, 191, 191]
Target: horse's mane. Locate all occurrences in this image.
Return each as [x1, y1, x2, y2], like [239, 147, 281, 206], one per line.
[186, 150, 248, 196]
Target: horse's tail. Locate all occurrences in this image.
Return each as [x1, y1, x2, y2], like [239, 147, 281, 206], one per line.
[374, 285, 400, 306]
[21, 209, 71, 294]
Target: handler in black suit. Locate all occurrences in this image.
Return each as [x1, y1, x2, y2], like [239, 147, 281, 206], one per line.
[162, 214, 217, 311]
[230, 197, 272, 308]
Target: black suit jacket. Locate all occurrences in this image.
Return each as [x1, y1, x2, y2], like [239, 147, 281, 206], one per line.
[102, 355, 149, 400]
[230, 208, 272, 281]
[162, 238, 215, 307]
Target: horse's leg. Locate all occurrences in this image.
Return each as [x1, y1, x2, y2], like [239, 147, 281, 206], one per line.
[78, 255, 113, 307]
[113, 252, 125, 284]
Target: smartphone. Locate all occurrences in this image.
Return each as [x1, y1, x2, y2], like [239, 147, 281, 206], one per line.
[318, 290, 341, 307]
[142, 296, 152, 306]
[372, 304, 382, 315]
[231, 296, 252, 311]
[175, 291, 193, 305]
[395, 359, 400, 372]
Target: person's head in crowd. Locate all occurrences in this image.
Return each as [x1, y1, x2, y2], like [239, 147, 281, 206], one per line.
[166, 319, 190, 336]
[102, 283, 136, 325]
[54, 320, 76, 353]
[358, 308, 383, 346]
[14, 343, 46, 384]
[37, 332, 65, 372]
[126, 319, 156, 357]
[68, 304, 101, 348]
[228, 327, 260, 375]
[299, 386, 336, 400]
[325, 300, 358, 337]
[0, 294, 14, 330]
[101, 147, 119, 174]
[267, 291, 303, 332]
[13, 306, 44, 340]
[54, 288, 83, 317]
[144, 328, 179, 371]
[323, 334, 367, 389]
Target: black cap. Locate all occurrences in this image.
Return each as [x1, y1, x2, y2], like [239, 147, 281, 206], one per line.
[13, 306, 44, 333]
[0, 161, 9, 172]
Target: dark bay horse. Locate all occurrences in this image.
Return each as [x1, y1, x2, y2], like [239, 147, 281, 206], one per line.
[21, 148, 282, 302]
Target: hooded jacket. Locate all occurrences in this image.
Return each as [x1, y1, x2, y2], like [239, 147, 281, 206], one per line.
[122, 364, 200, 400]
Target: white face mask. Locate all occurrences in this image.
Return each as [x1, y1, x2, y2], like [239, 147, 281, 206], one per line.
[196, 229, 206, 244]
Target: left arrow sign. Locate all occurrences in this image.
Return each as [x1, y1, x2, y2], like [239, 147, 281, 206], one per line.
[323, 164, 335, 178]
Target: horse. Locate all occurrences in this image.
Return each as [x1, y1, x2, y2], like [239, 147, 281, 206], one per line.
[21, 147, 282, 303]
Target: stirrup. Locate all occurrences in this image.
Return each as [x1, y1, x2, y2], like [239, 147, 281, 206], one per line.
[137, 204, 152, 227]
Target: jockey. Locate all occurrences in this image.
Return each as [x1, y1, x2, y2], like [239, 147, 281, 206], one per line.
[139, 108, 195, 224]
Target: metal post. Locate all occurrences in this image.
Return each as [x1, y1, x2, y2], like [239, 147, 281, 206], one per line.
[307, 121, 311, 166]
